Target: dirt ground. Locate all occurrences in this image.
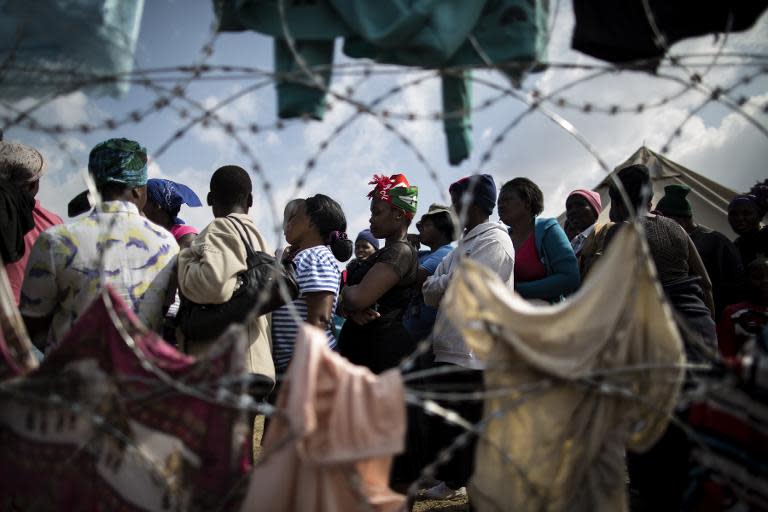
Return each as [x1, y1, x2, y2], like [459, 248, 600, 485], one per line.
[253, 416, 469, 511]
[412, 497, 469, 511]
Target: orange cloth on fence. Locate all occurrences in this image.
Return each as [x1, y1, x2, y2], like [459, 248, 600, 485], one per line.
[242, 324, 406, 512]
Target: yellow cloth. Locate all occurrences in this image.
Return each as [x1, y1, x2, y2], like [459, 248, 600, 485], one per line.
[442, 227, 685, 511]
[177, 213, 274, 379]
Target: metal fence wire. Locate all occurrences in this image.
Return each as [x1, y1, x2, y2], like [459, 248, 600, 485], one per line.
[1, 1, 767, 510]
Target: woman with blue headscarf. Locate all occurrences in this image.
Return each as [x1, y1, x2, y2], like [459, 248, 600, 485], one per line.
[144, 178, 202, 249]
[144, 178, 202, 345]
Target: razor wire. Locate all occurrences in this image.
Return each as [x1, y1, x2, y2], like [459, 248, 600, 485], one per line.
[1, 0, 767, 510]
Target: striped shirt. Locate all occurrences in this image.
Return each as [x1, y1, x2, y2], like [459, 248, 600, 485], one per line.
[271, 245, 341, 372]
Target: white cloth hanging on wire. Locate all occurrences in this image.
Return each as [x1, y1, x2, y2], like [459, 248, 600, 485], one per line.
[441, 226, 686, 511]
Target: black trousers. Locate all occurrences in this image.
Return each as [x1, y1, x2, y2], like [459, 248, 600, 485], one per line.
[419, 363, 484, 490]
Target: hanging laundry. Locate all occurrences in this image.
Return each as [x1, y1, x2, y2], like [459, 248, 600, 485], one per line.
[572, 1, 768, 67]
[214, 0, 550, 165]
[242, 324, 406, 512]
[0, 266, 37, 380]
[0, 0, 145, 99]
[0, 286, 251, 511]
[441, 226, 685, 511]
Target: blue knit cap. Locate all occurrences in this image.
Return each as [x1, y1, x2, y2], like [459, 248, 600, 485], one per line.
[355, 229, 379, 250]
[449, 174, 497, 215]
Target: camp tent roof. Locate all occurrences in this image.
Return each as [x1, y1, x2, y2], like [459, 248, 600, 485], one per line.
[559, 146, 739, 239]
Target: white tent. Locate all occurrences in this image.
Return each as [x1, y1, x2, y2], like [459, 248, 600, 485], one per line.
[559, 146, 739, 239]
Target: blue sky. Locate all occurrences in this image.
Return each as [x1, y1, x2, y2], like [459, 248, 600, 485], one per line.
[3, 1, 767, 253]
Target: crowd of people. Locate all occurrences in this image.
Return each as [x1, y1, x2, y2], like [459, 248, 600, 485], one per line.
[1, 134, 767, 508]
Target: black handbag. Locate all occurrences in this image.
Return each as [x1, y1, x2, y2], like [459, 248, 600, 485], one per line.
[177, 216, 299, 342]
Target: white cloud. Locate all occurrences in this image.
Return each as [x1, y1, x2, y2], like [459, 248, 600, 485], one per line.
[471, 2, 768, 218]
[2, 91, 107, 128]
[669, 92, 768, 193]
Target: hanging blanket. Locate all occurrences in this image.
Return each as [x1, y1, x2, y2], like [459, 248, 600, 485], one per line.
[0, 286, 251, 511]
[242, 324, 406, 512]
[441, 227, 685, 511]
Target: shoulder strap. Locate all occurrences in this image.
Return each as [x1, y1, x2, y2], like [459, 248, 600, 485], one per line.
[224, 216, 255, 255]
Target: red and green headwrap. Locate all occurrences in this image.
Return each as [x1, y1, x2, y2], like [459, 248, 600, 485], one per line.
[367, 173, 418, 219]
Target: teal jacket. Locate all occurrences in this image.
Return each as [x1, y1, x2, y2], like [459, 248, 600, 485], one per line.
[214, 0, 549, 165]
[515, 217, 580, 302]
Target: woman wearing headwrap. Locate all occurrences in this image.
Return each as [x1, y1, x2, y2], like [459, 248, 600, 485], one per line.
[143, 178, 202, 345]
[20, 138, 179, 351]
[338, 173, 419, 374]
[144, 178, 203, 249]
[565, 188, 612, 279]
[728, 179, 768, 268]
[565, 189, 601, 252]
[338, 173, 420, 488]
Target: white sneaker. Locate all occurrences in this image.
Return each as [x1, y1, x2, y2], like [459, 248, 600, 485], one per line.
[419, 481, 467, 500]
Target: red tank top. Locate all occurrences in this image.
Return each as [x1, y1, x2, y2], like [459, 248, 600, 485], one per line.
[514, 234, 547, 283]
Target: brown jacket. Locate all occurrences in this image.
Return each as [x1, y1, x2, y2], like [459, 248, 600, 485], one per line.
[177, 213, 275, 379]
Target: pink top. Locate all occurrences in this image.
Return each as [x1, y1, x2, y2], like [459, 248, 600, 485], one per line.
[514, 233, 547, 283]
[4, 200, 63, 304]
[170, 223, 198, 241]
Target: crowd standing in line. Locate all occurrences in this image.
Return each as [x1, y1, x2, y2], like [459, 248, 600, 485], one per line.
[1, 134, 767, 508]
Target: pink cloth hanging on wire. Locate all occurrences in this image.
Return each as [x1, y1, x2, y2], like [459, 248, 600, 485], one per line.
[242, 324, 407, 512]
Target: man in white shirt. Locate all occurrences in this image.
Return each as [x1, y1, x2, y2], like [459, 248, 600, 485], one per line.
[419, 174, 514, 502]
